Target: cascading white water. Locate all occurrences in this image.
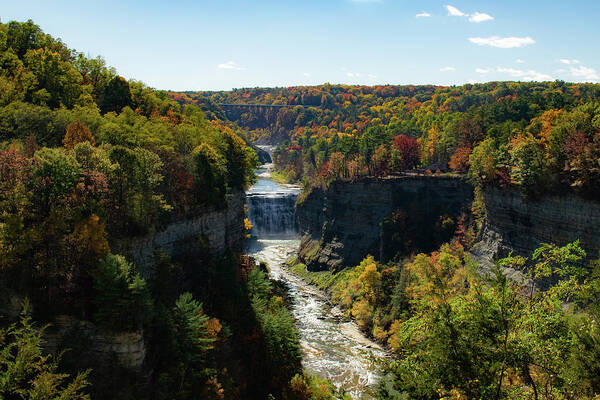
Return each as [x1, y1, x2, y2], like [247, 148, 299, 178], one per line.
[245, 149, 385, 399]
[246, 191, 298, 237]
[246, 156, 300, 238]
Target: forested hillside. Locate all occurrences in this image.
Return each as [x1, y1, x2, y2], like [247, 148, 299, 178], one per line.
[183, 83, 600, 197]
[0, 19, 329, 400]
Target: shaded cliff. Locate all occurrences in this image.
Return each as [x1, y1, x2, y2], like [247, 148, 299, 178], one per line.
[114, 191, 246, 275]
[472, 187, 600, 261]
[296, 175, 474, 271]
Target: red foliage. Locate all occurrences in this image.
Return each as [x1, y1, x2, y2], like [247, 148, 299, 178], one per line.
[392, 134, 420, 170]
[318, 161, 330, 178]
[0, 150, 36, 191]
[564, 130, 589, 164]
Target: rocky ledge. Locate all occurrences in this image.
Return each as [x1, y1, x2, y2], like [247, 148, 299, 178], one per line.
[472, 187, 600, 262]
[296, 175, 474, 271]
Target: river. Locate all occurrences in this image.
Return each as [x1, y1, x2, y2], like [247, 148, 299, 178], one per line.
[245, 157, 386, 399]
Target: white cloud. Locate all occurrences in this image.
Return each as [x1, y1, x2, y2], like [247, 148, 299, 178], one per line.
[440, 66, 456, 72]
[346, 72, 362, 78]
[302, 72, 311, 77]
[570, 65, 599, 81]
[559, 59, 580, 65]
[416, 12, 431, 18]
[469, 36, 535, 48]
[467, 79, 480, 84]
[217, 61, 245, 70]
[515, 59, 525, 64]
[469, 12, 494, 23]
[553, 61, 599, 81]
[445, 5, 466, 16]
[445, 5, 493, 22]
[475, 67, 493, 74]
[368, 74, 377, 79]
[497, 67, 552, 81]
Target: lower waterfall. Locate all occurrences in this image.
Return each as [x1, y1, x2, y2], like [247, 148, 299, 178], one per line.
[246, 191, 298, 237]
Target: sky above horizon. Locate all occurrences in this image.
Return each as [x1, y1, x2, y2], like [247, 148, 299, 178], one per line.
[1, 0, 599, 91]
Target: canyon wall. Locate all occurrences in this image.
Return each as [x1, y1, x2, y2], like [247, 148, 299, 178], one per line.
[472, 187, 600, 261]
[296, 175, 474, 271]
[297, 176, 600, 274]
[114, 191, 246, 275]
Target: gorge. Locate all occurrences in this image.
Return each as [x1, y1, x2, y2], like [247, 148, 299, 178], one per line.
[245, 153, 386, 399]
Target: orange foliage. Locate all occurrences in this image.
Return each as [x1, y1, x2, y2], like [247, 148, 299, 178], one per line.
[63, 120, 95, 150]
[449, 146, 472, 173]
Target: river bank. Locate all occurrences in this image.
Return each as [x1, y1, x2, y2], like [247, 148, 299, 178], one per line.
[245, 160, 386, 399]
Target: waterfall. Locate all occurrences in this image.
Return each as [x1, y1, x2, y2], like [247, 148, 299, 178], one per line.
[246, 147, 300, 238]
[247, 191, 298, 238]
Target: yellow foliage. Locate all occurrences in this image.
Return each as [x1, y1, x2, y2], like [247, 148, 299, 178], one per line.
[202, 376, 225, 400]
[351, 299, 373, 328]
[358, 263, 381, 302]
[387, 320, 403, 352]
[406, 243, 468, 305]
[372, 324, 389, 342]
[244, 217, 253, 238]
[69, 214, 109, 256]
[206, 318, 222, 339]
[288, 374, 312, 400]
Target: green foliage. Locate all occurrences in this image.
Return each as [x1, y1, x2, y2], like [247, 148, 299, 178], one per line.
[378, 241, 600, 400]
[509, 132, 548, 194]
[247, 266, 302, 389]
[468, 137, 498, 184]
[191, 143, 226, 205]
[172, 292, 215, 363]
[286, 373, 352, 400]
[0, 310, 90, 400]
[33, 147, 81, 205]
[100, 76, 132, 114]
[91, 254, 153, 331]
[0, 18, 270, 400]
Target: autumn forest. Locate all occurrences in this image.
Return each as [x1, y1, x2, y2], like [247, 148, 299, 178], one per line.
[1, 15, 600, 400]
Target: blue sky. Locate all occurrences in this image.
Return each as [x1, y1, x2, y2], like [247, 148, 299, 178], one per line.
[2, 0, 599, 91]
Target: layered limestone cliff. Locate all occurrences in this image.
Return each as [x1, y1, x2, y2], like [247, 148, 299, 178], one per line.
[472, 187, 600, 261]
[114, 191, 246, 274]
[43, 315, 146, 370]
[297, 176, 600, 275]
[296, 175, 474, 271]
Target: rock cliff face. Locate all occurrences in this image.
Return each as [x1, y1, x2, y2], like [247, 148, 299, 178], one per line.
[472, 187, 600, 261]
[43, 315, 146, 370]
[296, 175, 474, 271]
[114, 191, 246, 274]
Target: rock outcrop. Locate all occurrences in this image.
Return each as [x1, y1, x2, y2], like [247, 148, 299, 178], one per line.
[472, 187, 600, 261]
[43, 315, 146, 370]
[296, 175, 474, 271]
[114, 192, 246, 274]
